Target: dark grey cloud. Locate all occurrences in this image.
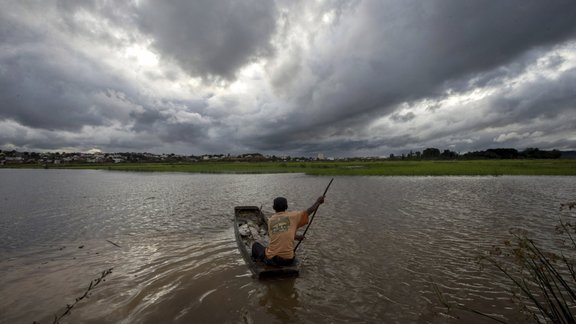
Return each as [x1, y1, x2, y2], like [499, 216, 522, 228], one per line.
[130, 107, 212, 144]
[130, 109, 165, 133]
[433, 63, 576, 142]
[267, 0, 576, 130]
[232, 0, 576, 156]
[0, 0, 575, 156]
[0, 48, 126, 131]
[0, 3, 146, 132]
[135, 0, 278, 81]
[391, 112, 416, 123]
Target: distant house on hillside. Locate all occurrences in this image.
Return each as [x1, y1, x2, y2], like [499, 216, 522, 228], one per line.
[4, 156, 23, 164]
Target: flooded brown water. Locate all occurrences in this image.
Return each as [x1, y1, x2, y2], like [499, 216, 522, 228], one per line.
[0, 170, 575, 323]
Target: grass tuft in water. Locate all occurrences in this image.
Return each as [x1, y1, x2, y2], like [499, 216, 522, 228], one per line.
[435, 202, 576, 322]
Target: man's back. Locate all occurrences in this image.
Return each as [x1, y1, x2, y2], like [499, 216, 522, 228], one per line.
[266, 210, 308, 260]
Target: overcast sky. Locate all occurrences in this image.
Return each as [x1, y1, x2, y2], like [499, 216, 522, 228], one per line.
[1, 0, 575, 157]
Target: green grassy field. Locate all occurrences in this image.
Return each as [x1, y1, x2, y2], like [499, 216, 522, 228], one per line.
[6, 159, 575, 176]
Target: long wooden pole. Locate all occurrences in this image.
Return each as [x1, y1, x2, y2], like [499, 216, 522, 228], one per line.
[294, 178, 334, 252]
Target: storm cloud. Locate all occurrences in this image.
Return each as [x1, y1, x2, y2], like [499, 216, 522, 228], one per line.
[1, 0, 575, 156]
[136, 0, 278, 81]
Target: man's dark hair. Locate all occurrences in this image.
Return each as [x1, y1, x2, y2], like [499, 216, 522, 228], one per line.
[273, 197, 288, 212]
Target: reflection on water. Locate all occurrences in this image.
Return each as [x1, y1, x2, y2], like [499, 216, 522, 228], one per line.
[0, 170, 575, 323]
[258, 279, 299, 322]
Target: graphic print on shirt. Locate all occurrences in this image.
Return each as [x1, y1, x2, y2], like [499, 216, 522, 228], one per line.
[270, 216, 290, 234]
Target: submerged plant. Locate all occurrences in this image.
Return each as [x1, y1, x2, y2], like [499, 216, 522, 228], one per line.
[435, 202, 576, 323]
[34, 268, 113, 324]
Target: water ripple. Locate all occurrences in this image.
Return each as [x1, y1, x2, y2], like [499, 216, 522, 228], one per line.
[1, 171, 576, 323]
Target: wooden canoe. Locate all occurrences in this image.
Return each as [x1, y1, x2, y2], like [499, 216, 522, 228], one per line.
[234, 206, 299, 279]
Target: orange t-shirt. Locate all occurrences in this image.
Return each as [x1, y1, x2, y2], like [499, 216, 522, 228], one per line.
[265, 210, 309, 260]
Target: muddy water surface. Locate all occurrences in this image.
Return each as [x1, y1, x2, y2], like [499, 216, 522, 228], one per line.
[0, 170, 575, 323]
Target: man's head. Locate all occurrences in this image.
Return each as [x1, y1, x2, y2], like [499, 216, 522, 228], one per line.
[273, 197, 288, 212]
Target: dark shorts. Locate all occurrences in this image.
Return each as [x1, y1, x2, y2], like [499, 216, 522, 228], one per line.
[251, 242, 267, 261]
[251, 242, 294, 266]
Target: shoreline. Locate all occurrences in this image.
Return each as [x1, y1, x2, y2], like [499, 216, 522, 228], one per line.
[2, 160, 575, 176]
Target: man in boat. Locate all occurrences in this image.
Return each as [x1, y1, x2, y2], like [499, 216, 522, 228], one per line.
[252, 196, 325, 266]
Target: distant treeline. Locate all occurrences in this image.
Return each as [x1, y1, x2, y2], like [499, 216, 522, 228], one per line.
[391, 148, 574, 160]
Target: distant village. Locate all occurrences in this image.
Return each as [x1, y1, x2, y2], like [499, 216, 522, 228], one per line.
[0, 147, 574, 166]
[0, 151, 304, 165]
[0, 150, 335, 166]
